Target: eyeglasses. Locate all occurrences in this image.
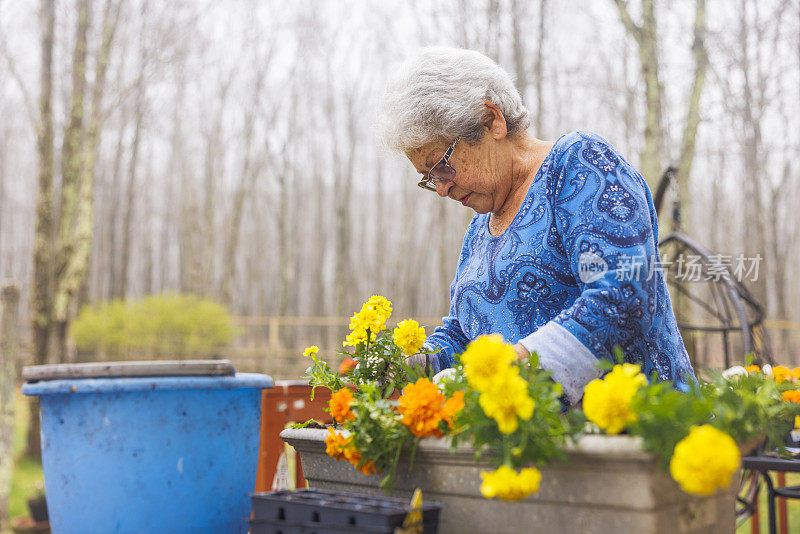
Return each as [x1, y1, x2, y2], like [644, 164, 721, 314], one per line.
[417, 136, 460, 192]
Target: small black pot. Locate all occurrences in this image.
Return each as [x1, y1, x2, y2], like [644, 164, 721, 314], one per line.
[27, 496, 48, 524]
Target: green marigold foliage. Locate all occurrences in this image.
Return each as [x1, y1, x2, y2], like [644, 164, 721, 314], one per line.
[71, 293, 235, 358]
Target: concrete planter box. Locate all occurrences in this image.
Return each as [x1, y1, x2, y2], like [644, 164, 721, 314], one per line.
[281, 428, 736, 534]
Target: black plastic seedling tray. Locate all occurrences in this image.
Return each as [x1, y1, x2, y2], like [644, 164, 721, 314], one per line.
[250, 488, 441, 534]
[248, 519, 440, 534]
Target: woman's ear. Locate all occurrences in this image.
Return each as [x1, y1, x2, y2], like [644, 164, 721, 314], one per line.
[482, 100, 508, 140]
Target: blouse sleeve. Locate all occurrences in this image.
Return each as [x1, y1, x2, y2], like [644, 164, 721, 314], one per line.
[518, 132, 664, 404]
[424, 216, 479, 373]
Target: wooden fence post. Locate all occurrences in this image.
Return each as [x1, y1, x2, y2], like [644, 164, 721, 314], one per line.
[0, 280, 21, 529]
[268, 317, 281, 358]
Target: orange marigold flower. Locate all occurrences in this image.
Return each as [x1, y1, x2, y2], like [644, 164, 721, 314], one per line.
[338, 358, 357, 375]
[324, 428, 351, 461]
[782, 390, 800, 403]
[343, 444, 360, 464]
[329, 388, 356, 423]
[744, 365, 761, 374]
[773, 366, 794, 384]
[342, 446, 377, 476]
[325, 428, 376, 475]
[357, 460, 377, 476]
[441, 390, 465, 428]
[398, 378, 447, 438]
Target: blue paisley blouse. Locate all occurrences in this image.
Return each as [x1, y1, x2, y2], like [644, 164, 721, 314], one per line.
[425, 131, 695, 403]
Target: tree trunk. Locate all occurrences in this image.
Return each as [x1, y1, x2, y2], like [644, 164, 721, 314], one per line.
[738, 0, 768, 307]
[768, 162, 796, 358]
[535, 0, 547, 137]
[28, 0, 56, 461]
[510, 0, 528, 105]
[221, 76, 262, 307]
[117, 72, 144, 299]
[53, 0, 120, 360]
[52, 0, 91, 346]
[613, 0, 665, 189]
[107, 128, 124, 299]
[276, 103, 297, 317]
[327, 78, 357, 318]
[201, 78, 231, 296]
[674, 0, 708, 234]
[0, 281, 20, 530]
[485, 0, 500, 62]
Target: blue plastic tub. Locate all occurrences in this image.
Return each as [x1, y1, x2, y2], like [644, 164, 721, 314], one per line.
[22, 372, 272, 534]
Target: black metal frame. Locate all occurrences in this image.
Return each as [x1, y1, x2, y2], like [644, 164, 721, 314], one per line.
[654, 166, 772, 368]
[658, 232, 773, 368]
[742, 456, 800, 534]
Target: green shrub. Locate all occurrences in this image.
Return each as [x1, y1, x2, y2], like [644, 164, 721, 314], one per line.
[71, 293, 235, 359]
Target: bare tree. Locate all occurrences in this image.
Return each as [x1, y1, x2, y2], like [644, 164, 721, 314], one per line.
[736, 0, 769, 305]
[115, 1, 146, 299]
[2, 0, 800, 378]
[199, 72, 234, 296]
[221, 55, 268, 307]
[27, 0, 56, 460]
[510, 0, 548, 136]
[53, 0, 122, 361]
[674, 0, 708, 222]
[51, 0, 92, 362]
[613, 0, 666, 188]
[328, 86, 359, 317]
[0, 281, 20, 530]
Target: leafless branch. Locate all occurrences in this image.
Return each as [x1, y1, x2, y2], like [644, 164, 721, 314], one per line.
[0, 26, 38, 133]
[612, 0, 642, 43]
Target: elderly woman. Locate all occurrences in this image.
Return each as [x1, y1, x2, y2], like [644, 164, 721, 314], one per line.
[379, 47, 694, 405]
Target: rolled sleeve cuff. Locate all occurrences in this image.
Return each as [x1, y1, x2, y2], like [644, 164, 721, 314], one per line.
[518, 322, 602, 405]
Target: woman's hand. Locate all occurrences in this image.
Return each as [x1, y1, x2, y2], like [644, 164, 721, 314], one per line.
[513, 342, 530, 362]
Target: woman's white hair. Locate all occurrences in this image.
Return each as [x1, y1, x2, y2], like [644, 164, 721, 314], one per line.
[379, 46, 530, 152]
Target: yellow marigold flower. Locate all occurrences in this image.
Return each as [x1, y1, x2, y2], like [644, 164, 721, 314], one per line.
[343, 299, 391, 347]
[582, 363, 647, 434]
[303, 345, 319, 358]
[366, 295, 392, 322]
[393, 319, 426, 356]
[744, 364, 761, 374]
[398, 378, 447, 438]
[329, 388, 356, 423]
[462, 334, 517, 392]
[441, 390, 465, 428]
[350, 306, 383, 334]
[782, 390, 800, 403]
[324, 428, 350, 461]
[795, 415, 800, 431]
[478, 371, 535, 434]
[773, 365, 794, 384]
[480, 465, 542, 501]
[343, 328, 373, 347]
[669, 425, 740, 496]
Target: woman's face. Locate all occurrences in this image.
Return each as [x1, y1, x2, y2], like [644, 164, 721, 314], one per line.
[407, 134, 511, 215]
